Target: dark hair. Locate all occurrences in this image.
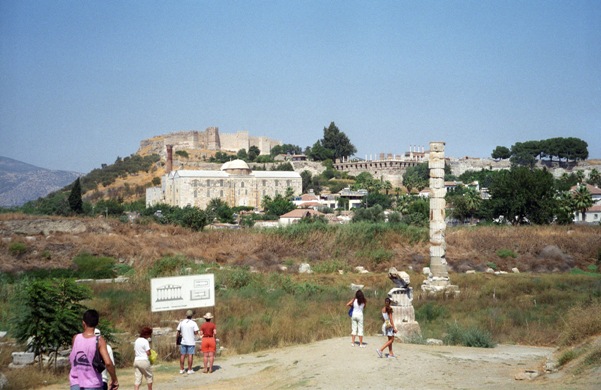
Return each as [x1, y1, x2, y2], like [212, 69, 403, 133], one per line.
[140, 326, 153, 338]
[82, 309, 99, 328]
[355, 290, 366, 305]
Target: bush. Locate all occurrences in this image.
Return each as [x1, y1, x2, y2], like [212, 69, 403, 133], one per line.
[147, 255, 192, 278]
[496, 249, 517, 258]
[443, 322, 496, 348]
[416, 302, 448, 323]
[8, 242, 27, 256]
[559, 301, 601, 346]
[72, 252, 116, 279]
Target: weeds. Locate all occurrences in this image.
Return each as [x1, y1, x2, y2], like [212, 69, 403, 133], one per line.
[8, 241, 27, 256]
[443, 322, 496, 348]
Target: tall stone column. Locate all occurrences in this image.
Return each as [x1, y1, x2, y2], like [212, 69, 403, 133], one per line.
[422, 141, 459, 294]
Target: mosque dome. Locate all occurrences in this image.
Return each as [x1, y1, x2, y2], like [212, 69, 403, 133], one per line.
[221, 159, 251, 175]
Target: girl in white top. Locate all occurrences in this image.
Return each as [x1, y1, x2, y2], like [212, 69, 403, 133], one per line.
[346, 289, 367, 347]
[134, 326, 153, 390]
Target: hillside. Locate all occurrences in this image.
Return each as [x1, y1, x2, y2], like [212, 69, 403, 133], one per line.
[0, 156, 81, 207]
[0, 215, 599, 274]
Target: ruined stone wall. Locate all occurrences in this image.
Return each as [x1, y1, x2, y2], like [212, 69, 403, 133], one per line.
[138, 128, 280, 158]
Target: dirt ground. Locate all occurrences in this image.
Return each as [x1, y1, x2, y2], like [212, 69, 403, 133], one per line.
[79, 336, 598, 390]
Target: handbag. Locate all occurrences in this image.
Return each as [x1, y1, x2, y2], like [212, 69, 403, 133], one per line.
[176, 334, 182, 346]
[348, 306, 353, 317]
[92, 335, 106, 373]
[149, 349, 158, 365]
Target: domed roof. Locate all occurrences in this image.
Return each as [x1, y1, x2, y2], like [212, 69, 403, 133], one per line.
[221, 159, 250, 171]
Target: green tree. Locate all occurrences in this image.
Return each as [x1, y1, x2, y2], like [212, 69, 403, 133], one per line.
[68, 178, 83, 214]
[588, 168, 601, 186]
[572, 184, 593, 222]
[555, 191, 576, 225]
[491, 146, 511, 160]
[307, 140, 334, 161]
[237, 149, 248, 161]
[403, 163, 429, 193]
[319, 122, 357, 160]
[261, 194, 296, 216]
[180, 206, 209, 231]
[352, 204, 385, 222]
[248, 145, 261, 162]
[489, 167, 557, 225]
[11, 279, 91, 368]
[206, 199, 234, 223]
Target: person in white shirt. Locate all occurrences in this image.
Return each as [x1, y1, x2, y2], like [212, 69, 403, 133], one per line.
[133, 326, 153, 390]
[94, 328, 115, 390]
[176, 310, 199, 374]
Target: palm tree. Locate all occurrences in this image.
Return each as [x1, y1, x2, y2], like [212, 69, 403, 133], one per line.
[588, 168, 601, 186]
[382, 180, 393, 195]
[463, 188, 482, 224]
[572, 185, 593, 222]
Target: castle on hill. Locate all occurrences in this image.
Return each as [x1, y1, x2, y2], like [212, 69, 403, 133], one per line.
[138, 127, 281, 158]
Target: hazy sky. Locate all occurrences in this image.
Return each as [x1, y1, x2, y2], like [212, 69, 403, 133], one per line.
[1, 1, 600, 173]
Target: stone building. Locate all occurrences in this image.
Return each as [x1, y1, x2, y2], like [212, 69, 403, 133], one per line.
[146, 159, 302, 210]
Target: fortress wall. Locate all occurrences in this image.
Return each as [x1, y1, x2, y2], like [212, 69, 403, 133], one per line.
[251, 136, 281, 155]
[219, 131, 250, 153]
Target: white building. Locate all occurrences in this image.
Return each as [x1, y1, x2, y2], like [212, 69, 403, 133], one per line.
[146, 159, 302, 210]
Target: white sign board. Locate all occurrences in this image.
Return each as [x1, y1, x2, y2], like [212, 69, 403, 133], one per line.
[150, 274, 215, 312]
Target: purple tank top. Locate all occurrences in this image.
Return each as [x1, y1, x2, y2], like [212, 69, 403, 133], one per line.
[69, 333, 102, 388]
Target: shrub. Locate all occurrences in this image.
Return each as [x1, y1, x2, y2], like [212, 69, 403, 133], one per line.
[147, 255, 192, 278]
[559, 301, 601, 346]
[557, 349, 578, 366]
[486, 262, 498, 270]
[72, 252, 116, 279]
[443, 322, 496, 348]
[8, 242, 27, 256]
[496, 249, 517, 258]
[416, 302, 448, 323]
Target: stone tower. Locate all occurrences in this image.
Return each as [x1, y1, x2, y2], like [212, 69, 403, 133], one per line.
[206, 127, 220, 150]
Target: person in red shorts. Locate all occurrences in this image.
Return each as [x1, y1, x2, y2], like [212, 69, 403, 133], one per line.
[200, 312, 217, 373]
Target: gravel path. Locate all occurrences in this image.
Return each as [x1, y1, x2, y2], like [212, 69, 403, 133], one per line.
[139, 336, 593, 390]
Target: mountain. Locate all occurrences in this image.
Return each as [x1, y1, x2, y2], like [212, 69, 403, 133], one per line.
[0, 156, 82, 207]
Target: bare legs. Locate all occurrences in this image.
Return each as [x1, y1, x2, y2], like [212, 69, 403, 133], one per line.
[180, 353, 193, 371]
[203, 352, 215, 373]
[379, 336, 394, 356]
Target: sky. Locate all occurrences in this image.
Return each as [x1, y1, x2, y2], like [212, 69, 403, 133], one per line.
[1, 1, 600, 173]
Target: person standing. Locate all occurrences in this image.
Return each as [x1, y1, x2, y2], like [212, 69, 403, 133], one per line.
[177, 310, 199, 374]
[346, 290, 366, 347]
[94, 328, 114, 390]
[376, 297, 397, 358]
[199, 312, 217, 373]
[134, 326, 153, 390]
[69, 309, 119, 390]
[134, 327, 153, 390]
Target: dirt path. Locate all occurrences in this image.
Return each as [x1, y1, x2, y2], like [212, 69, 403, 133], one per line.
[127, 336, 594, 390]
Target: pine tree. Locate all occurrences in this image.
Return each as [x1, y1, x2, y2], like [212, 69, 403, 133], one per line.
[68, 177, 83, 214]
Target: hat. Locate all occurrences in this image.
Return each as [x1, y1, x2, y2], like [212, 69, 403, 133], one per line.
[94, 328, 101, 336]
[203, 312, 214, 320]
[186, 310, 193, 317]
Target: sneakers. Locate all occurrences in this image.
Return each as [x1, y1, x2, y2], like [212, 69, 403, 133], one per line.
[376, 349, 383, 358]
[351, 342, 355, 347]
[187, 369, 195, 374]
[179, 369, 185, 374]
[360, 344, 365, 348]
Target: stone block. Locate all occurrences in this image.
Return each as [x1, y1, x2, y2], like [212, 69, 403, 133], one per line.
[429, 168, 445, 178]
[12, 352, 35, 365]
[429, 177, 444, 189]
[429, 142, 445, 152]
